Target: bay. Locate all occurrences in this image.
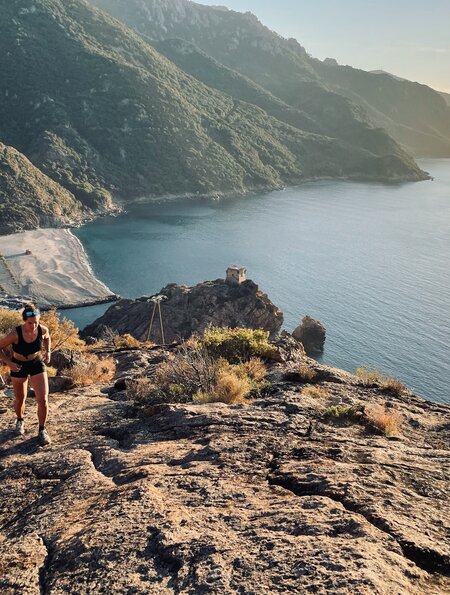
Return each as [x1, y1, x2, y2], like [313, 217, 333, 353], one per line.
[68, 159, 450, 404]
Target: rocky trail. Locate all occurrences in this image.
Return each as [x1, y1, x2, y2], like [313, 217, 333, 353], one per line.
[0, 345, 449, 594]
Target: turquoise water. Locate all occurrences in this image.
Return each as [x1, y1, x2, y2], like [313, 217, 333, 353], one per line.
[69, 159, 450, 404]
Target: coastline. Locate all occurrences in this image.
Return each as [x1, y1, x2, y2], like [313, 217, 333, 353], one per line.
[0, 228, 118, 309]
[0, 166, 434, 312]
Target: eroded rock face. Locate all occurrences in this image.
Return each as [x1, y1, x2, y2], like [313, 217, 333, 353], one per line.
[293, 315, 326, 355]
[0, 344, 449, 594]
[83, 278, 284, 343]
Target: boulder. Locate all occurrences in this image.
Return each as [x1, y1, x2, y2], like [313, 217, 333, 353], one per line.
[48, 375, 75, 393]
[293, 315, 326, 355]
[50, 349, 83, 373]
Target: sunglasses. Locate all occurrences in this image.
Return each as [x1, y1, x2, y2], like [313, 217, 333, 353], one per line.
[25, 311, 40, 317]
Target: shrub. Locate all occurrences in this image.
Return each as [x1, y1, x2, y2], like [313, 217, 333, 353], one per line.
[193, 369, 250, 405]
[355, 367, 382, 382]
[40, 308, 85, 352]
[234, 357, 267, 382]
[324, 404, 364, 422]
[365, 405, 403, 437]
[62, 353, 115, 386]
[380, 378, 406, 397]
[298, 364, 317, 382]
[99, 327, 142, 348]
[199, 327, 274, 363]
[0, 363, 10, 384]
[0, 308, 21, 336]
[132, 337, 269, 407]
[126, 376, 154, 404]
[302, 386, 328, 398]
[127, 376, 189, 406]
[355, 367, 406, 395]
[154, 348, 220, 397]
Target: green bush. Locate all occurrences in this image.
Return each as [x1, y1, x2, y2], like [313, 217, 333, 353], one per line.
[324, 404, 364, 422]
[199, 326, 274, 363]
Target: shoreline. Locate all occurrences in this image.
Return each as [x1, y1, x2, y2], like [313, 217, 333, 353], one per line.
[0, 164, 436, 312]
[122, 171, 431, 208]
[0, 228, 118, 309]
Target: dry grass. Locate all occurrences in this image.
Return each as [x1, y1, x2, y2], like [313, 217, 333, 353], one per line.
[380, 378, 406, 396]
[365, 405, 403, 437]
[40, 308, 85, 352]
[46, 366, 58, 378]
[0, 308, 21, 335]
[193, 370, 250, 405]
[302, 386, 328, 398]
[295, 364, 318, 382]
[355, 367, 382, 382]
[126, 376, 155, 404]
[113, 334, 141, 348]
[62, 353, 116, 386]
[234, 357, 267, 382]
[355, 367, 406, 395]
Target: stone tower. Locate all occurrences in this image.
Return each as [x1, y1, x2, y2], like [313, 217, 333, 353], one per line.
[226, 265, 247, 284]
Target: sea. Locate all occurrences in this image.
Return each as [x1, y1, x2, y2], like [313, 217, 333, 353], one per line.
[67, 159, 450, 404]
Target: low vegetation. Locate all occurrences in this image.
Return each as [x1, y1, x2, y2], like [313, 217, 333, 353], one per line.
[40, 308, 85, 352]
[0, 308, 21, 336]
[295, 364, 318, 383]
[97, 327, 144, 349]
[324, 404, 364, 422]
[198, 327, 275, 363]
[302, 386, 328, 398]
[62, 353, 115, 387]
[128, 328, 270, 406]
[284, 363, 318, 383]
[355, 367, 406, 396]
[365, 405, 403, 437]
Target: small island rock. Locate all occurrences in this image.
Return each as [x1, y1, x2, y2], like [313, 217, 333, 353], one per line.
[293, 315, 326, 355]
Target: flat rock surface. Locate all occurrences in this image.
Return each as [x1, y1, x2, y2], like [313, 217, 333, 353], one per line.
[0, 363, 449, 594]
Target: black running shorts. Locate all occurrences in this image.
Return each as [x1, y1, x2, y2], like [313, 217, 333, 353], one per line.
[10, 357, 46, 378]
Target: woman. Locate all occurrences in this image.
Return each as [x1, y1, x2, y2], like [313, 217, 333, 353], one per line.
[0, 304, 51, 445]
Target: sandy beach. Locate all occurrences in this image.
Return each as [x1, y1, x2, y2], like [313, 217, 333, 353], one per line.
[0, 228, 115, 307]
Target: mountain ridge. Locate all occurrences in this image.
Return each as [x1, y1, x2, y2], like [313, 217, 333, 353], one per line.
[0, 0, 429, 234]
[88, 0, 450, 158]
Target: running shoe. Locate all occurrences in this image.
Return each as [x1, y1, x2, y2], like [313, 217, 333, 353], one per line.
[38, 429, 51, 446]
[15, 419, 25, 435]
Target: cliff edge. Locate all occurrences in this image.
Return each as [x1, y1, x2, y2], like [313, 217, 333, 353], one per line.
[0, 337, 448, 594]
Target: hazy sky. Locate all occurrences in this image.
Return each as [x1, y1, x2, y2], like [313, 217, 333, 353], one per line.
[199, 0, 450, 93]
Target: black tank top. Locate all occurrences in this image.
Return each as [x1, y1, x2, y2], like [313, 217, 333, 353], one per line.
[13, 325, 43, 357]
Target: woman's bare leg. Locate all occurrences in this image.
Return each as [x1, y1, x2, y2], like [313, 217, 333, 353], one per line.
[12, 377, 28, 419]
[30, 372, 49, 428]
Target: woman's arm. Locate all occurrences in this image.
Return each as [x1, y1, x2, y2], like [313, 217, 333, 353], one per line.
[0, 332, 21, 372]
[41, 325, 51, 365]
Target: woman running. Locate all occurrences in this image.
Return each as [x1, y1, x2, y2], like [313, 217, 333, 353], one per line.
[0, 304, 51, 445]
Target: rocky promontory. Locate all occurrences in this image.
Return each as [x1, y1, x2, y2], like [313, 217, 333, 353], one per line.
[0, 335, 449, 593]
[83, 276, 284, 343]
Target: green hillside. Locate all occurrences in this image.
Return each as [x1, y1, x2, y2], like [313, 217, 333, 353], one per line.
[0, 0, 427, 233]
[89, 0, 450, 158]
[0, 142, 85, 235]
